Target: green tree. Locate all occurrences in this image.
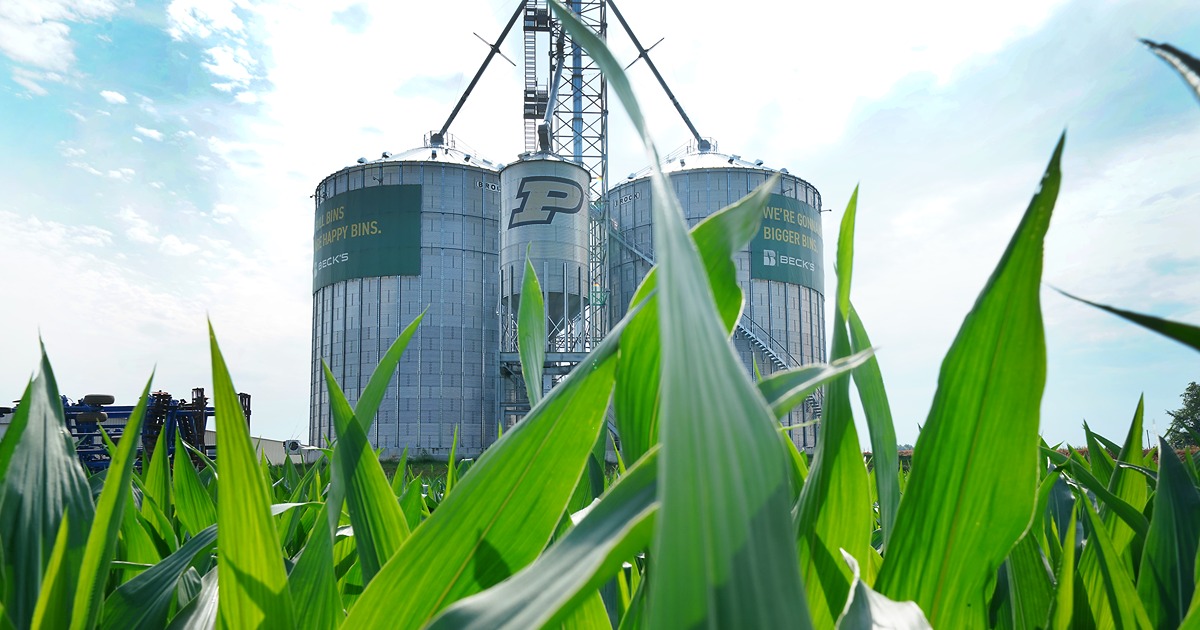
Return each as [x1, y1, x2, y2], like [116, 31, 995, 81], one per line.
[1164, 381, 1200, 447]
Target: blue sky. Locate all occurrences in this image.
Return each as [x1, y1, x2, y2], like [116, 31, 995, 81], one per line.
[1, 0, 1197, 447]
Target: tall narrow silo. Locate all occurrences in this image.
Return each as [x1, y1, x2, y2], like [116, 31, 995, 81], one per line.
[606, 144, 827, 452]
[310, 140, 501, 459]
[497, 152, 592, 424]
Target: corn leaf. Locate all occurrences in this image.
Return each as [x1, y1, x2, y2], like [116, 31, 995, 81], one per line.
[795, 186, 874, 628]
[343, 320, 623, 627]
[611, 180, 772, 464]
[142, 424, 173, 540]
[1103, 398, 1149, 563]
[99, 525, 217, 629]
[1055, 288, 1200, 352]
[1049, 506, 1078, 630]
[287, 504, 344, 629]
[428, 448, 658, 629]
[1004, 533, 1054, 630]
[847, 303, 900, 553]
[0, 344, 95, 629]
[561, 592, 611, 630]
[165, 568, 218, 630]
[172, 431, 217, 538]
[518, 253, 546, 406]
[1078, 491, 1152, 628]
[1138, 437, 1200, 628]
[353, 312, 424, 430]
[322, 361, 410, 585]
[551, 5, 813, 626]
[30, 514, 74, 629]
[876, 136, 1064, 626]
[70, 376, 153, 630]
[836, 550, 931, 629]
[757, 350, 874, 421]
[209, 324, 295, 628]
[1141, 39, 1200, 107]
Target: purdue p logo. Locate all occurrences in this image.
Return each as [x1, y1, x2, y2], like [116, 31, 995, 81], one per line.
[509, 176, 584, 228]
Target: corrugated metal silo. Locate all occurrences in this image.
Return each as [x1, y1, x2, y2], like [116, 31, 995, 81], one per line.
[497, 152, 592, 423]
[310, 141, 501, 458]
[606, 145, 826, 451]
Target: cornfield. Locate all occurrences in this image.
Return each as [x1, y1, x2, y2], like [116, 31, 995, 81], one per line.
[3, 5, 1199, 629]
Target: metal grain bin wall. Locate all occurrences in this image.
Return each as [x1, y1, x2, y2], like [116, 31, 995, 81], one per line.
[606, 150, 826, 451]
[310, 145, 500, 459]
[498, 153, 591, 354]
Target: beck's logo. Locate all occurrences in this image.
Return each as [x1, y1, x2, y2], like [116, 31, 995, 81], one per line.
[763, 250, 777, 266]
[509, 176, 584, 228]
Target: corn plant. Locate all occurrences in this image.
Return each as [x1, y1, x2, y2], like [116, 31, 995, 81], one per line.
[3, 7, 1200, 629]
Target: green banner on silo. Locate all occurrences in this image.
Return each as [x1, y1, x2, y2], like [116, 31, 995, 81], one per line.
[313, 184, 422, 291]
[749, 194, 824, 293]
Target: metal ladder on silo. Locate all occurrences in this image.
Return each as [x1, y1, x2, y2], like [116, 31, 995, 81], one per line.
[605, 221, 797, 371]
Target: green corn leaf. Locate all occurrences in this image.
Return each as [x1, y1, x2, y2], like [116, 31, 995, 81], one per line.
[612, 179, 772, 464]
[428, 448, 658, 629]
[287, 504, 344, 629]
[209, 323, 294, 628]
[172, 431, 217, 538]
[1140, 39, 1200, 107]
[1004, 533, 1054, 630]
[0, 380, 33, 487]
[1138, 437, 1200, 628]
[847, 303, 900, 554]
[30, 514, 74, 629]
[117, 487, 161, 584]
[561, 592, 611, 630]
[322, 361, 410, 584]
[1104, 398, 1149, 563]
[757, 350, 874, 421]
[322, 314, 424, 555]
[99, 525, 217, 629]
[1055, 288, 1200, 352]
[70, 375, 153, 630]
[165, 568, 217, 630]
[519, 252, 547, 406]
[353, 312, 425, 430]
[876, 136, 1064, 626]
[796, 186, 874, 628]
[342, 319, 623, 628]
[390, 447, 409, 497]
[141, 424, 173, 533]
[398, 477, 426, 531]
[1084, 427, 1116, 488]
[553, 5, 813, 627]
[0, 602, 14, 630]
[1077, 490, 1152, 628]
[0, 343, 96, 629]
[1049, 506, 1078, 630]
[446, 425, 459, 496]
[836, 550, 931, 629]
[1057, 448, 1150, 539]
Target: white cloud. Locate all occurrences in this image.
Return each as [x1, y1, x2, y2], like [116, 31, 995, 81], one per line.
[166, 0, 245, 40]
[68, 160, 102, 176]
[116, 206, 158, 243]
[0, 0, 125, 72]
[131, 136, 142, 143]
[106, 167, 135, 181]
[137, 94, 157, 114]
[58, 144, 86, 157]
[211, 203, 238, 224]
[134, 125, 164, 141]
[99, 89, 127, 104]
[159, 234, 202, 255]
[202, 44, 256, 90]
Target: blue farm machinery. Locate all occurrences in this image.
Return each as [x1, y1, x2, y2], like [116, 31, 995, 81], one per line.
[1, 388, 251, 472]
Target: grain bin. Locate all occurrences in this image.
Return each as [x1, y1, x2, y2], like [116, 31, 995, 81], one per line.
[310, 140, 501, 458]
[497, 152, 591, 421]
[606, 145, 826, 451]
